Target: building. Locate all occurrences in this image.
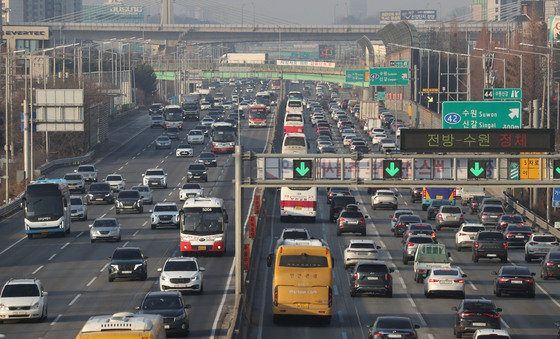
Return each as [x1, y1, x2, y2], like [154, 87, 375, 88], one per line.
[473, 0, 558, 21]
[2, 0, 82, 23]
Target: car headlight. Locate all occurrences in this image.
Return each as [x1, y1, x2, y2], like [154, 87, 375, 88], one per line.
[160, 275, 167, 281]
[110, 264, 119, 270]
[134, 264, 144, 270]
[105, 193, 112, 197]
[0, 303, 8, 311]
[117, 201, 123, 207]
[191, 275, 199, 281]
[174, 314, 186, 321]
[31, 302, 40, 309]
[87, 194, 93, 198]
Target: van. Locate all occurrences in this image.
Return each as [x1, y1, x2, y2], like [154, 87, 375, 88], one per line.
[282, 133, 308, 154]
[76, 312, 166, 338]
[413, 243, 451, 282]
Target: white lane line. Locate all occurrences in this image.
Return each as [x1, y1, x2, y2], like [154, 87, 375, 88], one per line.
[428, 334, 436, 339]
[122, 241, 129, 247]
[100, 263, 109, 272]
[125, 161, 129, 165]
[501, 319, 510, 329]
[468, 281, 478, 291]
[60, 242, 70, 250]
[142, 221, 147, 226]
[133, 230, 140, 237]
[32, 265, 44, 275]
[536, 283, 560, 308]
[100, 213, 107, 218]
[0, 236, 26, 256]
[210, 261, 235, 339]
[50, 314, 62, 326]
[75, 231, 83, 239]
[118, 166, 124, 171]
[48, 253, 57, 261]
[86, 277, 97, 287]
[68, 294, 81, 306]
[338, 310, 344, 323]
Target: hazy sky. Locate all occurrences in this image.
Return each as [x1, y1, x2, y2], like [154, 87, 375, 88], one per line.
[84, 0, 468, 24]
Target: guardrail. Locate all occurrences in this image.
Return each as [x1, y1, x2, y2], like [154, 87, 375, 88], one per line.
[503, 191, 560, 238]
[0, 150, 96, 219]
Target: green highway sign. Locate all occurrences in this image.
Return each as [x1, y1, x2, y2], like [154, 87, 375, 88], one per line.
[375, 91, 386, 101]
[346, 70, 369, 83]
[370, 67, 409, 86]
[383, 160, 402, 179]
[293, 160, 312, 179]
[554, 160, 560, 179]
[442, 101, 522, 129]
[483, 88, 522, 100]
[390, 60, 409, 67]
[468, 160, 487, 179]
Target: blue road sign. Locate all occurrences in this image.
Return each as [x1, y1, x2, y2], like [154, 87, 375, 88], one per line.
[553, 188, 560, 207]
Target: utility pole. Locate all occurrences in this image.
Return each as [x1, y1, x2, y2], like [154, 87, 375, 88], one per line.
[4, 52, 9, 202]
[234, 145, 243, 296]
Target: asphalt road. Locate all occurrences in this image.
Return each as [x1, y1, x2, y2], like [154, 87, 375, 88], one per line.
[0, 99, 274, 338]
[249, 96, 560, 339]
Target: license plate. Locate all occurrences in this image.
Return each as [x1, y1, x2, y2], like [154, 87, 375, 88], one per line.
[165, 325, 170, 329]
[367, 276, 379, 280]
[198, 246, 206, 250]
[473, 322, 486, 327]
[388, 335, 402, 339]
[511, 280, 523, 284]
[296, 303, 309, 309]
[516, 235, 525, 238]
[295, 206, 302, 210]
[439, 280, 452, 284]
[469, 236, 475, 240]
[13, 312, 27, 315]
[487, 254, 497, 257]
[122, 271, 132, 274]
[358, 252, 368, 255]
[96, 198, 104, 201]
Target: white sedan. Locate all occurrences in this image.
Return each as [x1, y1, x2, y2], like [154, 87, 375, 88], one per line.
[371, 133, 386, 145]
[424, 267, 466, 298]
[187, 130, 204, 144]
[343, 239, 381, 268]
[175, 144, 194, 157]
[201, 117, 215, 127]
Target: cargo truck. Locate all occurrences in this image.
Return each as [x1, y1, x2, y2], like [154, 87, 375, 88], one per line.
[422, 187, 456, 211]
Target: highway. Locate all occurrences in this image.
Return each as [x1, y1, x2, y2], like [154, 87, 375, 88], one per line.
[248, 92, 560, 339]
[0, 100, 274, 338]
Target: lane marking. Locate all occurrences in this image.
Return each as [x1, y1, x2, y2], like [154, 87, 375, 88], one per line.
[50, 314, 62, 326]
[342, 332, 348, 339]
[122, 241, 129, 247]
[32, 265, 44, 275]
[86, 277, 97, 287]
[338, 310, 344, 323]
[100, 263, 109, 272]
[60, 242, 70, 250]
[48, 253, 57, 261]
[118, 166, 124, 171]
[68, 294, 81, 306]
[133, 230, 139, 237]
[501, 319, 510, 329]
[75, 231, 83, 239]
[209, 261, 235, 339]
[468, 281, 478, 291]
[0, 236, 26, 256]
[333, 284, 339, 295]
[142, 221, 147, 226]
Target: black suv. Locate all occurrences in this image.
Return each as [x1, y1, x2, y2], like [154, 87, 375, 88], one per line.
[453, 299, 501, 338]
[350, 261, 393, 297]
[115, 190, 143, 214]
[493, 265, 535, 297]
[187, 164, 208, 182]
[87, 183, 114, 205]
[137, 291, 190, 336]
[108, 247, 148, 282]
[426, 199, 453, 220]
[198, 152, 217, 167]
[329, 195, 356, 222]
[472, 231, 507, 263]
[336, 204, 367, 236]
[394, 215, 422, 237]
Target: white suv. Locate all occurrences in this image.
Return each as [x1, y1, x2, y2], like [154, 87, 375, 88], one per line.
[0, 279, 48, 322]
[179, 183, 204, 201]
[105, 173, 126, 191]
[525, 233, 560, 262]
[142, 168, 167, 188]
[158, 257, 205, 294]
[150, 203, 179, 229]
[343, 239, 381, 268]
[455, 223, 485, 251]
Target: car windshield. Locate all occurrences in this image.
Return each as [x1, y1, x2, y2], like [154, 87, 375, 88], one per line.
[433, 269, 459, 276]
[549, 252, 560, 259]
[483, 206, 504, 213]
[93, 219, 117, 227]
[378, 191, 394, 196]
[164, 261, 197, 271]
[142, 296, 182, 310]
[340, 211, 363, 218]
[78, 166, 94, 172]
[157, 137, 169, 141]
[358, 264, 388, 273]
[441, 207, 462, 213]
[375, 318, 412, 330]
[279, 254, 328, 267]
[284, 137, 306, 147]
[400, 216, 422, 222]
[189, 165, 205, 171]
[333, 196, 356, 206]
[166, 127, 178, 133]
[112, 249, 142, 260]
[534, 235, 557, 242]
[409, 237, 433, 244]
[1, 284, 40, 297]
[64, 174, 82, 180]
[182, 184, 200, 189]
[478, 232, 504, 240]
[506, 225, 532, 232]
[178, 144, 191, 149]
[146, 170, 164, 176]
[350, 243, 374, 249]
[431, 200, 451, 207]
[152, 116, 163, 121]
[132, 186, 149, 192]
[118, 191, 139, 198]
[89, 183, 110, 191]
[200, 153, 215, 159]
[150, 105, 161, 109]
[154, 205, 177, 212]
[283, 231, 308, 240]
[189, 130, 203, 135]
[462, 226, 484, 232]
[106, 175, 122, 181]
[70, 198, 82, 205]
[503, 215, 523, 222]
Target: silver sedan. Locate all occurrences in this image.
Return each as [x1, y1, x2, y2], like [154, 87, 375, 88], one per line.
[424, 267, 466, 298]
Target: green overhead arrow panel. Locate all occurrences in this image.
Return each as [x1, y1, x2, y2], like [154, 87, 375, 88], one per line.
[553, 160, 560, 179]
[293, 160, 313, 179]
[468, 160, 487, 179]
[383, 160, 402, 179]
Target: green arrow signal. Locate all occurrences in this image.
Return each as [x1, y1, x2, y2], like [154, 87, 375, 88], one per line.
[556, 167, 560, 175]
[385, 162, 400, 177]
[295, 162, 310, 177]
[470, 162, 484, 177]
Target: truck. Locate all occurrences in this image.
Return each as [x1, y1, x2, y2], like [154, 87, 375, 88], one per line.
[457, 187, 486, 205]
[220, 53, 268, 64]
[413, 243, 452, 283]
[181, 95, 200, 120]
[422, 187, 456, 211]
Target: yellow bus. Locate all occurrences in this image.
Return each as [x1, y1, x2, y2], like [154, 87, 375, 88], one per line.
[76, 312, 166, 339]
[267, 245, 333, 324]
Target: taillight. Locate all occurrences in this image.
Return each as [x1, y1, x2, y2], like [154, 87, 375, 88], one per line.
[392, 217, 397, 221]
[459, 313, 473, 317]
[474, 242, 479, 249]
[484, 313, 500, 318]
[454, 279, 464, 283]
[458, 233, 466, 236]
[312, 201, 317, 210]
[431, 233, 436, 238]
[504, 242, 508, 249]
[354, 273, 358, 280]
[547, 262, 555, 265]
[506, 233, 514, 237]
[498, 278, 510, 282]
[529, 242, 538, 245]
[482, 213, 488, 216]
[328, 287, 333, 307]
[524, 279, 534, 283]
[500, 222, 506, 226]
[460, 214, 464, 220]
[398, 223, 404, 227]
[499, 213, 504, 216]
[552, 242, 559, 245]
[274, 286, 278, 306]
[359, 218, 365, 223]
[407, 232, 412, 237]
[437, 214, 443, 219]
[385, 274, 392, 280]
[280, 201, 285, 208]
[407, 243, 414, 247]
[339, 218, 346, 223]
[429, 279, 439, 282]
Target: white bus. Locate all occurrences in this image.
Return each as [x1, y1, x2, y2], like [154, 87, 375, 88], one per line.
[280, 187, 317, 222]
[286, 99, 303, 114]
[23, 179, 71, 238]
[283, 112, 304, 134]
[282, 133, 308, 154]
[179, 197, 229, 255]
[255, 91, 272, 108]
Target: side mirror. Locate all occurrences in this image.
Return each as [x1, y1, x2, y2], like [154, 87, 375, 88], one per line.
[389, 268, 395, 273]
[165, 173, 168, 176]
[144, 256, 149, 260]
[447, 252, 451, 257]
[462, 274, 467, 278]
[185, 304, 191, 309]
[88, 224, 93, 228]
[157, 268, 162, 272]
[491, 271, 498, 276]
[531, 272, 536, 276]
[496, 308, 502, 312]
[365, 215, 369, 219]
[142, 174, 145, 176]
[42, 291, 48, 296]
[107, 257, 111, 260]
[200, 267, 205, 271]
[414, 324, 420, 329]
[266, 254, 273, 267]
[63, 200, 68, 207]
[135, 306, 141, 310]
[119, 224, 122, 227]
[376, 246, 381, 249]
[224, 213, 229, 223]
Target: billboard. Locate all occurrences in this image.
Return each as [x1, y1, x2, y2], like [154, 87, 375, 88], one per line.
[276, 60, 336, 68]
[83, 5, 144, 23]
[550, 16, 560, 42]
[380, 10, 437, 23]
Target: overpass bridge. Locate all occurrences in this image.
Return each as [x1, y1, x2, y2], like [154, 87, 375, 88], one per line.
[23, 22, 510, 44]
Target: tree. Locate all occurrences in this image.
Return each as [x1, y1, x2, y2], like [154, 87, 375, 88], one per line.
[134, 63, 157, 103]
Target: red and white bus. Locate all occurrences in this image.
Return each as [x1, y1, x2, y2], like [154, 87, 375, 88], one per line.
[180, 197, 229, 255]
[280, 187, 317, 223]
[283, 112, 304, 134]
[271, 79, 281, 90]
[248, 105, 268, 127]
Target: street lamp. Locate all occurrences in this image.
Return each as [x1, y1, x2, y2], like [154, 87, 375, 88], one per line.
[250, 2, 255, 27]
[473, 47, 511, 88]
[333, 3, 339, 24]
